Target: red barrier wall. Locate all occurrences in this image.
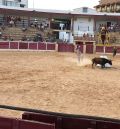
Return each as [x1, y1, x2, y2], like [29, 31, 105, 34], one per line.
[85, 42, 94, 54]
[62, 117, 96, 129]
[96, 46, 104, 53]
[22, 112, 120, 129]
[105, 46, 113, 53]
[19, 42, 28, 49]
[19, 120, 55, 129]
[47, 44, 56, 50]
[10, 42, 18, 49]
[96, 120, 120, 129]
[29, 43, 37, 50]
[0, 117, 13, 129]
[38, 43, 46, 50]
[86, 44, 93, 53]
[0, 116, 55, 129]
[116, 47, 120, 53]
[22, 112, 57, 124]
[96, 46, 120, 54]
[58, 43, 74, 52]
[0, 41, 120, 54]
[80, 44, 83, 53]
[0, 42, 9, 49]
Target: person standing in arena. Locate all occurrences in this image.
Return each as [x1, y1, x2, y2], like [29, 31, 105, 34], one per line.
[76, 44, 81, 62]
[113, 46, 117, 57]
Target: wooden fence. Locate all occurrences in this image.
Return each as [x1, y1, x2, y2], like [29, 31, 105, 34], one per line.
[0, 41, 120, 54]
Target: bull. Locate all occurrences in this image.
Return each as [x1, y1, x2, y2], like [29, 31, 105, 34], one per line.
[92, 57, 112, 68]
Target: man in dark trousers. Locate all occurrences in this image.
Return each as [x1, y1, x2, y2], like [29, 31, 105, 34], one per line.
[113, 46, 117, 57]
[101, 27, 107, 44]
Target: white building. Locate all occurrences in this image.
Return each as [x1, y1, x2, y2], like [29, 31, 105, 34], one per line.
[72, 7, 96, 37]
[0, 0, 28, 8]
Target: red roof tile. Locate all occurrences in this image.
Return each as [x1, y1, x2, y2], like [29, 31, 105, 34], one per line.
[100, 0, 120, 5]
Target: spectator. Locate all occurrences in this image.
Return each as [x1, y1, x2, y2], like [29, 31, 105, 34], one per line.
[100, 27, 107, 44]
[22, 27, 27, 32]
[22, 35, 27, 41]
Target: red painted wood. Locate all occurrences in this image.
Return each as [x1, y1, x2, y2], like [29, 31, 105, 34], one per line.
[0, 116, 55, 129]
[22, 112, 56, 124]
[96, 121, 120, 129]
[86, 44, 93, 53]
[47, 43, 55, 50]
[0, 42, 9, 49]
[38, 43, 46, 50]
[96, 46, 104, 52]
[112, 46, 120, 53]
[58, 43, 74, 52]
[10, 42, 18, 49]
[29, 43, 37, 50]
[62, 117, 96, 129]
[19, 42, 28, 49]
[116, 47, 120, 53]
[105, 46, 113, 53]
[79, 44, 83, 53]
[19, 120, 55, 129]
[22, 112, 120, 129]
[0, 117, 13, 129]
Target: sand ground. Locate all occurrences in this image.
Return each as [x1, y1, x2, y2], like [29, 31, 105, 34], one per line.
[0, 51, 120, 119]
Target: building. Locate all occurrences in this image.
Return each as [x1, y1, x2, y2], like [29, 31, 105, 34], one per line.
[0, 0, 28, 8]
[0, 6, 119, 43]
[95, 0, 120, 13]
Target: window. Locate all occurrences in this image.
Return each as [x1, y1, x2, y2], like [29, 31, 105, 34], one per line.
[83, 7, 88, 13]
[6, 1, 14, 6]
[3, 0, 14, 6]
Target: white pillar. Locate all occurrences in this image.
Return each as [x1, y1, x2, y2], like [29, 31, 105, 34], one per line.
[55, 43, 58, 52]
[83, 41, 86, 54]
[9, 41, 10, 49]
[93, 41, 96, 54]
[103, 45, 106, 54]
[37, 42, 38, 50]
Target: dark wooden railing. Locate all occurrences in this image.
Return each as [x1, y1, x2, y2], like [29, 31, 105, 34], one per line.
[0, 105, 120, 129]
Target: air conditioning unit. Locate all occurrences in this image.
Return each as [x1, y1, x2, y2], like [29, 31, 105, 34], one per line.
[20, 4, 25, 7]
[18, 0, 21, 2]
[14, 0, 21, 2]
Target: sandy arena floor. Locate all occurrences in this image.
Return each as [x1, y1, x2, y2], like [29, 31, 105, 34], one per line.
[0, 51, 120, 119]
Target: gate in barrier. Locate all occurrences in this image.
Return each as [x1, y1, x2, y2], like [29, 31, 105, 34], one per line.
[58, 43, 74, 52]
[0, 105, 119, 129]
[86, 43, 94, 54]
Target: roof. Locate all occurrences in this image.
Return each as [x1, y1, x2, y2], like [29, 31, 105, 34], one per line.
[0, 5, 70, 14]
[99, 0, 120, 5]
[71, 7, 120, 17]
[0, 6, 120, 17]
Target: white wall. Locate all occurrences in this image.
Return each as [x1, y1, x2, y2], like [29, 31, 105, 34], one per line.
[59, 32, 70, 42]
[0, 0, 28, 8]
[0, 1, 2, 5]
[69, 33, 74, 43]
[73, 7, 97, 14]
[20, 0, 28, 7]
[73, 17, 94, 36]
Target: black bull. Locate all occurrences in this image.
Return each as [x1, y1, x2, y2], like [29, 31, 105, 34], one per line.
[92, 57, 112, 68]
